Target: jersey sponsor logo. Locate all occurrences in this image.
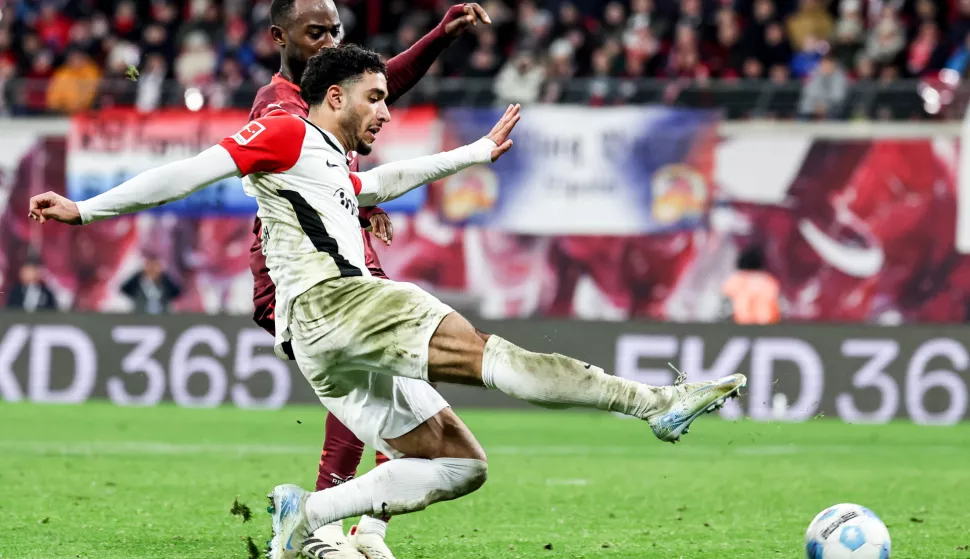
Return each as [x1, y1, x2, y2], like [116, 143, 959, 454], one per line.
[334, 188, 359, 217]
[231, 121, 267, 145]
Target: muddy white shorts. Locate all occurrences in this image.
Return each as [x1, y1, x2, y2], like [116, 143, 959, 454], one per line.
[288, 276, 454, 458]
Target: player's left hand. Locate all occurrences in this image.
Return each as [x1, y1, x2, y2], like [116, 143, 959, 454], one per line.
[369, 212, 394, 246]
[28, 191, 82, 225]
[443, 3, 491, 36]
[486, 103, 521, 162]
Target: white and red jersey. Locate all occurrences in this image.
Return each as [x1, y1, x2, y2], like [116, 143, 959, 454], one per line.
[218, 111, 372, 350]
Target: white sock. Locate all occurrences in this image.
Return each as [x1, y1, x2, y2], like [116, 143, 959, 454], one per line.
[357, 515, 387, 539]
[481, 335, 670, 418]
[311, 519, 344, 539]
[305, 457, 487, 531]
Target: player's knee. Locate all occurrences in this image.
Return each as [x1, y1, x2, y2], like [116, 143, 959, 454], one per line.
[443, 457, 488, 497]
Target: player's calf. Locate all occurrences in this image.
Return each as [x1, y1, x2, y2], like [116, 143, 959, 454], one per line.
[426, 313, 746, 441]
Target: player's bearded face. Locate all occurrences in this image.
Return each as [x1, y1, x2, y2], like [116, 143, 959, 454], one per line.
[340, 73, 390, 156]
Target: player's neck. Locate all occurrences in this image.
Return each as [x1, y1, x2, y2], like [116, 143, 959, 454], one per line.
[307, 109, 354, 155]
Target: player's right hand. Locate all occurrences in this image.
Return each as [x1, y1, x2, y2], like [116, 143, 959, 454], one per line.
[28, 191, 82, 225]
[486, 104, 520, 162]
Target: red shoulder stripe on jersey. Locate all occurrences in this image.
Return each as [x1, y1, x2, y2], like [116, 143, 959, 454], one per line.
[349, 172, 363, 195]
[218, 115, 306, 176]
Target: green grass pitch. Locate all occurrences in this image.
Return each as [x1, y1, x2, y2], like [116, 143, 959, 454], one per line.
[1, 402, 968, 559]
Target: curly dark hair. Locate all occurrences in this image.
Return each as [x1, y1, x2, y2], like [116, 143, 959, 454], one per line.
[300, 44, 388, 107]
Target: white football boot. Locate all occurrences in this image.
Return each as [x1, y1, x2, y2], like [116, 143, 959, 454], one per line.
[266, 484, 312, 559]
[347, 524, 397, 559]
[302, 523, 367, 559]
[646, 373, 747, 443]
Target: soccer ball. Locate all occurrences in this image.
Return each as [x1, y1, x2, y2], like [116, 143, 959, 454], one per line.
[805, 503, 891, 559]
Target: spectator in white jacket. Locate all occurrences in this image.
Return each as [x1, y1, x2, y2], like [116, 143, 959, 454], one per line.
[493, 51, 546, 105]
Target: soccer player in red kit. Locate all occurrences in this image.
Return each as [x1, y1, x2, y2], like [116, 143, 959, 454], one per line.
[249, 1, 490, 557]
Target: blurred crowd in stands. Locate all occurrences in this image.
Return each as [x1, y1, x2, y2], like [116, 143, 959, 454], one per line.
[0, 0, 968, 116]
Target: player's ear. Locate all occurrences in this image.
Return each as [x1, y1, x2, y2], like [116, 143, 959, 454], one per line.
[270, 25, 286, 47]
[326, 85, 344, 110]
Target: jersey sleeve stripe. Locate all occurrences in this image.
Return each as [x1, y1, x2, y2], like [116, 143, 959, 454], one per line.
[277, 190, 364, 278]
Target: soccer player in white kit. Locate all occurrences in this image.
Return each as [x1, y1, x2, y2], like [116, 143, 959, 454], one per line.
[28, 45, 747, 559]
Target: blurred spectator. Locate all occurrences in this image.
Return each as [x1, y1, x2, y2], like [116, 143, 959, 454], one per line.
[710, 11, 744, 78]
[832, 0, 865, 70]
[742, 57, 765, 79]
[623, 20, 661, 75]
[463, 28, 501, 78]
[769, 63, 791, 83]
[111, 1, 140, 43]
[35, 2, 72, 52]
[175, 31, 216, 87]
[790, 33, 825, 78]
[950, 0, 970, 47]
[142, 23, 175, 64]
[121, 257, 182, 315]
[601, 2, 627, 43]
[517, 0, 554, 52]
[6, 261, 58, 312]
[0, 57, 13, 116]
[854, 55, 876, 80]
[865, 6, 906, 66]
[46, 49, 100, 114]
[136, 53, 168, 112]
[677, 0, 710, 42]
[208, 58, 251, 109]
[799, 53, 849, 119]
[721, 245, 780, 325]
[20, 49, 54, 114]
[493, 51, 545, 105]
[540, 37, 576, 103]
[912, 0, 944, 30]
[744, 0, 777, 56]
[906, 22, 949, 77]
[67, 19, 96, 56]
[786, 0, 834, 51]
[96, 41, 138, 108]
[628, 0, 670, 43]
[761, 22, 794, 71]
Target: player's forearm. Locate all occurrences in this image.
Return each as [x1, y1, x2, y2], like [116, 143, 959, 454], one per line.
[356, 138, 494, 205]
[385, 13, 455, 103]
[76, 146, 240, 224]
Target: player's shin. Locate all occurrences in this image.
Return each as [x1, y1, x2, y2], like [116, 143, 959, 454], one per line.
[304, 457, 487, 531]
[480, 335, 671, 418]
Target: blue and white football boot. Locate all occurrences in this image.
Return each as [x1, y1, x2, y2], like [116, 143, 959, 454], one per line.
[647, 373, 747, 443]
[266, 484, 312, 559]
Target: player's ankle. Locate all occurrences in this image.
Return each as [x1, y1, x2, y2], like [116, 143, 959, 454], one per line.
[357, 515, 388, 539]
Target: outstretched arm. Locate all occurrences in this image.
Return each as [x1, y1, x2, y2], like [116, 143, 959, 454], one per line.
[29, 146, 239, 225]
[355, 104, 520, 206]
[30, 112, 306, 226]
[355, 138, 496, 206]
[385, 3, 491, 104]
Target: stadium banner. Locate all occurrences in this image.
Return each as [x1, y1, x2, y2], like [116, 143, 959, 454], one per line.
[7, 116, 970, 324]
[1, 311, 968, 424]
[438, 106, 718, 235]
[67, 108, 256, 217]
